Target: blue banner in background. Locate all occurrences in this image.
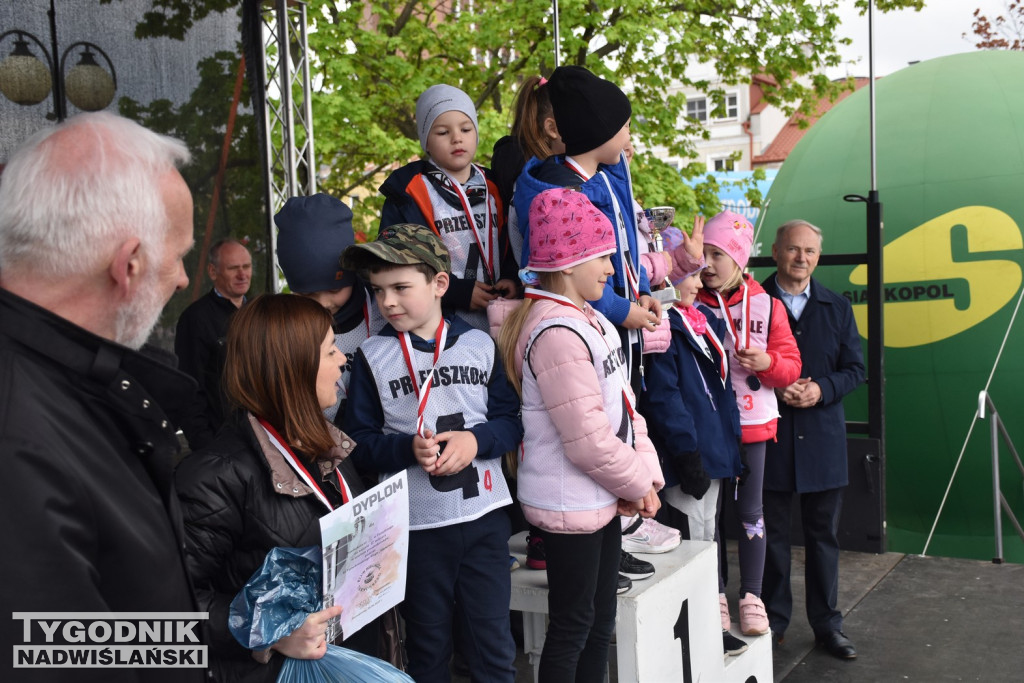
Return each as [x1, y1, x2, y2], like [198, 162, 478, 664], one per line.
[684, 170, 778, 228]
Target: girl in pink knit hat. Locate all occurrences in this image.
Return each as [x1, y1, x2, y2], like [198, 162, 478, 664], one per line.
[695, 209, 802, 644]
[498, 187, 664, 682]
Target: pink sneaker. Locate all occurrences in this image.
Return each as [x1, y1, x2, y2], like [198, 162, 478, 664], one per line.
[621, 518, 681, 554]
[719, 593, 731, 631]
[739, 593, 770, 636]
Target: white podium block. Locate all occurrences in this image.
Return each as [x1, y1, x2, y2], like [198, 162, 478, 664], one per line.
[509, 531, 772, 683]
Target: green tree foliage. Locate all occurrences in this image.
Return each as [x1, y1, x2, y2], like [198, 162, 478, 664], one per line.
[104, 0, 920, 237]
[306, 0, 920, 237]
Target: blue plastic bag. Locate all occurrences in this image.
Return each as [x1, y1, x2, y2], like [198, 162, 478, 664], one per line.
[228, 546, 324, 650]
[229, 547, 411, 682]
[277, 644, 413, 682]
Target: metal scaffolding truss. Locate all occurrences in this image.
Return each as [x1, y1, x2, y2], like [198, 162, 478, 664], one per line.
[259, 0, 316, 290]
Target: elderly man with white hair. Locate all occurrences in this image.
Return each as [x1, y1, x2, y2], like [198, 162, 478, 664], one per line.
[761, 219, 866, 661]
[0, 112, 203, 682]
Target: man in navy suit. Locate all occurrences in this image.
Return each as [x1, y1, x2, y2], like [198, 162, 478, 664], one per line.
[761, 220, 865, 660]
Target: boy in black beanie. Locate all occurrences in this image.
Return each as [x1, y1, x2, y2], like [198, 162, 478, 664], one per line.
[511, 65, 661, 393]
[509, 65, 669, 599]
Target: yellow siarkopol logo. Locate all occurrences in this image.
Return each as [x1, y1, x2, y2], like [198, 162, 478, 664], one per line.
[847, 207, 1023, 348]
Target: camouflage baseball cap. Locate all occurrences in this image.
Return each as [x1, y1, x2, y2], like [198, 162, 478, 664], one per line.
[341, 223, 451, 274]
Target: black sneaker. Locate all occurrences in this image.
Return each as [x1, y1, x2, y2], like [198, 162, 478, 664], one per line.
[723, 630, 748, 656]
[617, 573, 633, 594]
[525, 533, 547, 570]
[619, 550, 655, 580]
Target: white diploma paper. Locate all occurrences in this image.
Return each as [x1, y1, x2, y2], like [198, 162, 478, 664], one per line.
[320, 471, 409, 640]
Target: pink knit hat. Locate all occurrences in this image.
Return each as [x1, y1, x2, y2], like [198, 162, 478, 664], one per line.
[527, 188, 617, 272]
[703, 209, 754, 270]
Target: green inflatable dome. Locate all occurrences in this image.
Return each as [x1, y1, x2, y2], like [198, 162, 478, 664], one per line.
[755, 51, 1024, 561]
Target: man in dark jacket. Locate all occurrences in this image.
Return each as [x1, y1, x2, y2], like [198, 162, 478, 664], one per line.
[0, 113, 202, 682]
[761, 220, 866, 660]
[174, 238, 251, 449]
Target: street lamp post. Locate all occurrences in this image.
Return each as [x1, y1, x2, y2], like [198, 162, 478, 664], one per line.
[0, 1, 117, 122]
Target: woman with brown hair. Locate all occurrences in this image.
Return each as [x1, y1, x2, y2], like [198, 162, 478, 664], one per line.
[175, 293, 371, 682]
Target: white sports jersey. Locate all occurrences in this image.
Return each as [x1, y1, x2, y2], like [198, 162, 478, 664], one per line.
[419, 172, 500, 332]
[358, 327, 512, 529]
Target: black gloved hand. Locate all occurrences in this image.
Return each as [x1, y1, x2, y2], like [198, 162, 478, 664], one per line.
[671, 450, 711, 500]
[737, 441, 750, 486]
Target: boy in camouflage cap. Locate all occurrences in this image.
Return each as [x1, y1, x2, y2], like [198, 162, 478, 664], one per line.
[341, 222, 522, 682]
[342, 222, 451, 280]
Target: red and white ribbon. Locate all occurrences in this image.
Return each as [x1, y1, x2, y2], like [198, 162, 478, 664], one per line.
[714, 282, 751, 351]
[258, 417, 348, 513]
[398, 318, 449, 438]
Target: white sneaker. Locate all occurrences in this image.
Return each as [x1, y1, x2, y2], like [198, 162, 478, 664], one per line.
[621, 518, 681, 554]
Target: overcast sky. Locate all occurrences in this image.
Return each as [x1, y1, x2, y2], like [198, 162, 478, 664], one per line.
[827, 0, 1011, 77]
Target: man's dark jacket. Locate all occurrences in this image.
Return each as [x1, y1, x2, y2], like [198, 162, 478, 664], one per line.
[174, 288, 239, 449]
[761, 274, 866, 492]
[0, 288, 201, 682]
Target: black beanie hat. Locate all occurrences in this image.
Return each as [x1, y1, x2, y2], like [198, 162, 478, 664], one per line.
[275, 193, 357, 293]
[547, 66, 632, 157]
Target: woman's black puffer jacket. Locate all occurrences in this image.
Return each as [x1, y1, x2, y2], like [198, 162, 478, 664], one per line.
[175, 412, 363, 683]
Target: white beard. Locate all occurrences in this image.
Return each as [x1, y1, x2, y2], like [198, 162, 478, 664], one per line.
[114, 269, 166, 350]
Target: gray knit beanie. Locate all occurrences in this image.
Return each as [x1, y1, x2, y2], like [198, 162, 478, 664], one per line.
[415, 84, 479, 152]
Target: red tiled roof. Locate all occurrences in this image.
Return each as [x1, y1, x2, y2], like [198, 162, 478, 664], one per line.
[753, 78, 871, 165]
[748, 73, 779, 115]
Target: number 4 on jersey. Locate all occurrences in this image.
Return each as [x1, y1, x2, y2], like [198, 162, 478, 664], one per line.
[429, 411, 481, 499]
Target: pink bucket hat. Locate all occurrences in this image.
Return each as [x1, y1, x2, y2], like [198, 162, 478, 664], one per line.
[527, 188, 617, 272]
[703, 209, 754, 270]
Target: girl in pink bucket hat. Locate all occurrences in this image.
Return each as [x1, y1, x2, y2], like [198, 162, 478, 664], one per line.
[696, 209, 802, 643]
[498, 187, 663, 681]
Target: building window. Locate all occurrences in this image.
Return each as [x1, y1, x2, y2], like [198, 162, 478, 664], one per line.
[712, 156, 735, 172]
[718, 92, 739, 120]
[687, 97, 707, 122]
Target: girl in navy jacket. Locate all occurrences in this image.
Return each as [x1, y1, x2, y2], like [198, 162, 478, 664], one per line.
[640, 266, 745, 653]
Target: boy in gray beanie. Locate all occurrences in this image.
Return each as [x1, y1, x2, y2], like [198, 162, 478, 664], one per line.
[378, 83, 519, 332]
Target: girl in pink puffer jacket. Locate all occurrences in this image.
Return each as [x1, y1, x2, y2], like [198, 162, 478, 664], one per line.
[498, 187, 663, 682]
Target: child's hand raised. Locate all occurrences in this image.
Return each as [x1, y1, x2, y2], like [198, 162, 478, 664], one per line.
[430, 430, 478, 476]
[412, 429, 441, 471]
[685, 214, 706, 261]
